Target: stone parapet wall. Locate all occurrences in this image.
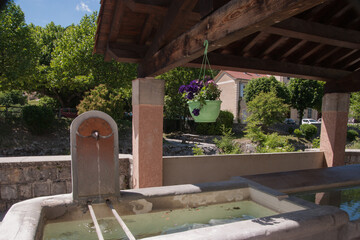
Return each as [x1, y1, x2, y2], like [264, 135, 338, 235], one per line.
[306, 149, 360, 165]
[344, 149, 360, 165]
[0, 155, 131, 212]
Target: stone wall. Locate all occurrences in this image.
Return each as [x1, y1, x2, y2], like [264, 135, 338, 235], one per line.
[306, 149, 360, 165]
[345, 149, 360, 165]
[0, 155, 131, 212]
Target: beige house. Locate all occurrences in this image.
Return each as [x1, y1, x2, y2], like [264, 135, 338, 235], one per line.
[214, 71, 319, 123]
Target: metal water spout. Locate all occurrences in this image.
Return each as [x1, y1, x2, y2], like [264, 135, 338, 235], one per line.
[70, 110, 120, 203]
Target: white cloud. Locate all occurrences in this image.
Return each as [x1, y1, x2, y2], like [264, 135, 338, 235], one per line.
[76, 1, 91, 12]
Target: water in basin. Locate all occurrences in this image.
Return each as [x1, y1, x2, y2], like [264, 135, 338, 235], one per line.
[43, 200, 278, 240]
[292, 185, 360, 221]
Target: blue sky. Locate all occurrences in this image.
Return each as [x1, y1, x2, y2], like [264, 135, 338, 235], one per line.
[14, 0, 100, 27]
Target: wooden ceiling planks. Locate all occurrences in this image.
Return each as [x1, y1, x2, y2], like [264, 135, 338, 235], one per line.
[94, 0, 360, 92]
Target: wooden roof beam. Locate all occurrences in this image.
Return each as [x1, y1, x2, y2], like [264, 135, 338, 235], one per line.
[264, 17, 360, 49]
[324, 70, 360, 93]
[188, 52, 350, 81]
[144, 0, 198, 59]
[138, 0, 328, 77]
[124, 0, 200, 20]
[105, 42, 147, 63]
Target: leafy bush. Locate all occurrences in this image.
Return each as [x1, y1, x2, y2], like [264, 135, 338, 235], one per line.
[288, 126, 295, 134]
[347, 138, 360, 149]
[192, 144, 204, 155]
[246, 91, 289, 129]
[300, 124, 318, 140]
[256, 133, 294, 153]
[38, 96, 61, 112]
[294, 128, 303, 138]
[347, 129, 359, 142]
[22, 105, 55, 134]
[195, 110, 234, 135]
[77, 84, 128, 124]
[312, 137, 320, 148]
[245, 121, 266, 143]
[213, 126, 242, 154]
[0, 90, 27, 106]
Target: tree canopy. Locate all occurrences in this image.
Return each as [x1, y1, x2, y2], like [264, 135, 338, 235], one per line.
[30, 13, 137, 107]
[0, 0, 38, 90]
[246, 91, 289, 128]
[1, 3, 137, 108]
[288, 78, 324, 123]
[244, 76, 290, 103]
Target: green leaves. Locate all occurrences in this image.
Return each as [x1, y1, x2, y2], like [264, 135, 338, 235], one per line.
[288, 78, 324, 121]
[244, 76, 290, 103]
[0, 1, 38, 90]
[246, 91, 289, 128]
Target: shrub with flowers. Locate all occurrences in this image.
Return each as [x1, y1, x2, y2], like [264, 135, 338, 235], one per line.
[179, 77, 221, 116]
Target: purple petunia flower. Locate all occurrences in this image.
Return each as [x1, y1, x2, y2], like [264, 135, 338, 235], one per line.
[187, 92, 194, 100]
[179, 85, 186, 93]
[192, 108, 200, 116]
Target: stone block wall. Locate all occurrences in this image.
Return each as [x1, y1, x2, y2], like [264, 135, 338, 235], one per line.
[344, 149, 360, 165]
[0, 155, 131, 212]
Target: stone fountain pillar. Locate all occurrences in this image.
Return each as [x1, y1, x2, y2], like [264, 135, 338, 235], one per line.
[70, 110, 119, 202]
[132, 77, 165, 188]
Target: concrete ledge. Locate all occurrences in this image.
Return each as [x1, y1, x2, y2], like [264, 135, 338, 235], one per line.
[163, 151, 325, 185]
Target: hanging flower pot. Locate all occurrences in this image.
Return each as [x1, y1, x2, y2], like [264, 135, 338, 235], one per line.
[188, 100, 222, 122]
[178, 40, 222, 122]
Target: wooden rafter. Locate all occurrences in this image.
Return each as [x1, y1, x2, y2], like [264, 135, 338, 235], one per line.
[138, 0, 328, 77]
[261, 36, 288, 59]
[299, 44, 325, 62]
[104, 1, 125, 61]
[139, 14, 155, 45]
[280, 39, 307, 60]
[264, 17, 360, 49]
[188, 52, 350, 81]
[313, 46, 340, 65]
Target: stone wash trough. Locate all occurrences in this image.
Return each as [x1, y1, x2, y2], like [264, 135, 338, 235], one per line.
[0, 111, 357, 240]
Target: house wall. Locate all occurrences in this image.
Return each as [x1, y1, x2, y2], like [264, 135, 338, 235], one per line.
[216, 74, 238, 120]
[238, 80, 249, 123]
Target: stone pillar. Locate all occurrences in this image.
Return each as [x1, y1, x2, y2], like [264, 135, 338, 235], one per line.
[320, 93, 350, 167]
[132, 78, 165, 188]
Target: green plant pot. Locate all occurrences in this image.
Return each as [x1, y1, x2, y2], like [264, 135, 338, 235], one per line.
[187, 100, 222, 123]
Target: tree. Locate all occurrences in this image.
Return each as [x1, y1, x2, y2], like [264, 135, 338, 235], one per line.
[77, 84, 130, 124]
[0, 1, 38, 90]
[244, 76, 289, 103]
[29, 13, 137, 107]
[246, 91, 289, 128]
[288, 78, 324, 123]
[350, 92, 360, 121]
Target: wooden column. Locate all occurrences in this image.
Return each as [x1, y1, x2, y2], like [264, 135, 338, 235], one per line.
[132, 78, 165, 188]
[320, 93, 350, 167]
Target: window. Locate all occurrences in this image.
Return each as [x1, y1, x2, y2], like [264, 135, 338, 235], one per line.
[239, 83, 244, 97]
[307, 108, 312, 118]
